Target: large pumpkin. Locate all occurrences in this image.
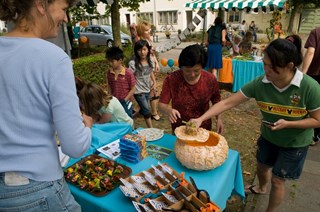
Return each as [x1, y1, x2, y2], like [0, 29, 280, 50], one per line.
[174, 126, 228, 171]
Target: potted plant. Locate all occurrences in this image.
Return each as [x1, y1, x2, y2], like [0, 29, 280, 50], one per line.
[165, 30, 171, 39]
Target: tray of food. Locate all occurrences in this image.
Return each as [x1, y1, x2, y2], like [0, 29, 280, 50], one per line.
[64, 154, 132, 196]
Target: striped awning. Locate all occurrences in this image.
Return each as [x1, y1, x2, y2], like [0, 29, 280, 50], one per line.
[185, 0, 286, 10]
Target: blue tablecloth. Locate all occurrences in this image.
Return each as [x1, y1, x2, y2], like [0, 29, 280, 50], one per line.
[67, 122, 132, 165]
[232, 59, 264, 92]
[67, 129, 245, 211]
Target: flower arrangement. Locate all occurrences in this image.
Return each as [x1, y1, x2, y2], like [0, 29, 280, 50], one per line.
[266, 10, 285, 41]
[65, 155, 130, 195]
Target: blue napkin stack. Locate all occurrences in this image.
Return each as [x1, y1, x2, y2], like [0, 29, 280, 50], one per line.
[119, 134, 148, 163]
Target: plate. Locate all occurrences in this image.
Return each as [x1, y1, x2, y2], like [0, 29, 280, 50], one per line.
[64, 154, 131, 196]
[138, 128, 164, 141]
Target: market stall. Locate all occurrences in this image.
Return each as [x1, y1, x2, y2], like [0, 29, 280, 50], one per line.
[66, 126, 245, 211]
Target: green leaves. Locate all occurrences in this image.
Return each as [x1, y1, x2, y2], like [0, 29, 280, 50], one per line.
[73, 54, 108, 86]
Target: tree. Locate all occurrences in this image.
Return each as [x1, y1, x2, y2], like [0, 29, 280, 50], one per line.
[103, 0, 147, 47]
[286, 0, 320, 33]
[70, 0, 147, 47]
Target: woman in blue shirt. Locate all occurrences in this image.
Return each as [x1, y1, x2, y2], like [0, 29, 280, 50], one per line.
[0, 0, 93, 211]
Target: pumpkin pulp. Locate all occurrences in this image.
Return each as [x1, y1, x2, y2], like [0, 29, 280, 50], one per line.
[176, 132, 219, 147]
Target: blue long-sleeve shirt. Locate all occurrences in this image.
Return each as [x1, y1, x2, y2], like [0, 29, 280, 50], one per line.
[0, 37, 91, 181]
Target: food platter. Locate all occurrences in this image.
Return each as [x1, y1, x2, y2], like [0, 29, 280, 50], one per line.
[64, 154, 131, 196]
[138, 128, 164, 142]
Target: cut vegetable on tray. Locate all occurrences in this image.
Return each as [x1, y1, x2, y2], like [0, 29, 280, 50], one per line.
[64, 154, 131, 196]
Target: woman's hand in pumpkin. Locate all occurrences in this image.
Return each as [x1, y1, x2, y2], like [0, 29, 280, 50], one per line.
[168, 109, 181, 124]
[189, 118, 202, 129]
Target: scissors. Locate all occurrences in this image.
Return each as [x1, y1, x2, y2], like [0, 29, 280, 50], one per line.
[189, 176, 210, 203]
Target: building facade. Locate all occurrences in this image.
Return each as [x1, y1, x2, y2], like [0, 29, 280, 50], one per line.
[115, 0, 289, 34]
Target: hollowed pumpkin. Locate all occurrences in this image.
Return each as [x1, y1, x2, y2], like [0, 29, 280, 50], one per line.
[174, 126, 228, 171]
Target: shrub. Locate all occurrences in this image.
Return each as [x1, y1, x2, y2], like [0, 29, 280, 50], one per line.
[183, 31, 203, 42]
[73, 54, 108, 86]
[72, 45, 134, 86]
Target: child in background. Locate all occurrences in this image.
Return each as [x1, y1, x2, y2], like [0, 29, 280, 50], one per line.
[136, 21, 159, 72]
[106, 47, 136, 118]
[233, 35, 242, 56]
[78, 82, 134, 127]
[129, 39, 156, 128]
[239, 31, 253, 55]
[136, 21, 161, 121]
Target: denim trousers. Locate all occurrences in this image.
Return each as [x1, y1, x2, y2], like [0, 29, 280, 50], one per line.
[0, 173, 81, 212]
[134, 93, 151, 117]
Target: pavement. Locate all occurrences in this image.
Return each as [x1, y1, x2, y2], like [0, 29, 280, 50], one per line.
[153, 32, 320, 212]
[244, 143, 320, 212]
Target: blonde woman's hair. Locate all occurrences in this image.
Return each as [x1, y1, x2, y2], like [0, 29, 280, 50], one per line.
[78, 83, 113, 122]
[136, 20, 151, 38]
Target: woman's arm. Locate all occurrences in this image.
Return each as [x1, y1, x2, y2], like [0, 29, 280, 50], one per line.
[221, 29, 227, 45]
[159, 102, 181, 124]
[205, 32, 209, 46]
[271, 109, 320, 130]
[191, 92, 248, 128]
[150, 72, 156, 90]
[302, 47, 315, 73]
[153, 55, 159, 72]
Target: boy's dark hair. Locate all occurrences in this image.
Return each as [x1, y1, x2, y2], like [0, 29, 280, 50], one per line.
[178, 44, 207, 68]
[106, 47, 124, 60]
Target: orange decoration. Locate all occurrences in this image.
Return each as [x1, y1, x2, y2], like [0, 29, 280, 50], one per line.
[80, 21, 87, 28]
[160, 58, 168, 66]
[174, 59, 179, 67]
[80, 36, 88, 43]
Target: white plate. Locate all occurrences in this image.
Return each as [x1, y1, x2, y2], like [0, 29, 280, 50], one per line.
[138, 128, 164, 142]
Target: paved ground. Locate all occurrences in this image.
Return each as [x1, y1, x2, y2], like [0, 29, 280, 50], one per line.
[154, 33, 320, 212]
[244, 143, 320, 212]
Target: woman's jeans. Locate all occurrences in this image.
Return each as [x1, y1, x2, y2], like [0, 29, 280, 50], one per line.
[0, 173, 81, 212]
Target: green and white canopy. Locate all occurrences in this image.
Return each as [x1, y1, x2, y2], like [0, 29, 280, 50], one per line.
[185, 0, 286, 10]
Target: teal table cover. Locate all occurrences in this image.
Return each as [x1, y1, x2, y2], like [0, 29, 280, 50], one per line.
[232, 59, 264, 92]
[67, 127, 245, 211]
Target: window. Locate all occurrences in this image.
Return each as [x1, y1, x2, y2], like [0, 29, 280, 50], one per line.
[228, 11, 240, 23]
[92, 27, 101, 33]
[158, 11, 177, 25]
[137, 12, 153, 24]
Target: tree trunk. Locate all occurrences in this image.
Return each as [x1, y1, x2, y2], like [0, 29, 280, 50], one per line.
[111, 0, 121, 47]
[287, 3, 303, 34]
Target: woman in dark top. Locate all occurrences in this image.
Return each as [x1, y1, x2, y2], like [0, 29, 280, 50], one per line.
[206, 17, 227, 77]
